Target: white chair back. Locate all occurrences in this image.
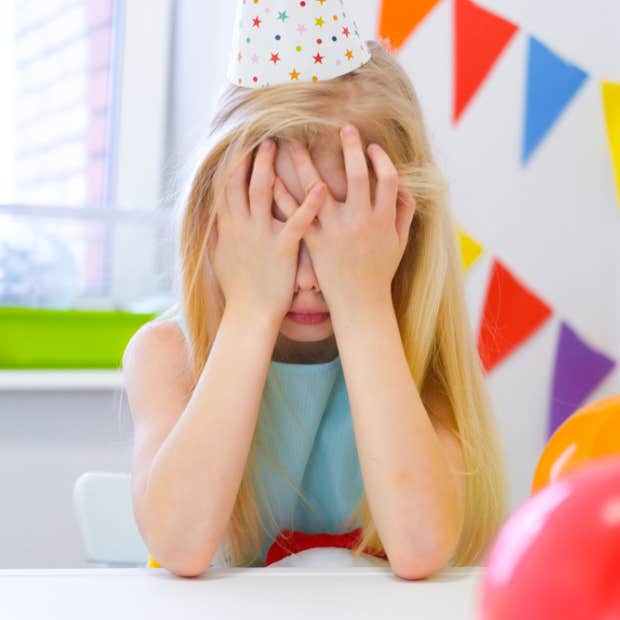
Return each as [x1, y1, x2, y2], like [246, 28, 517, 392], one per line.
[73, 471, 148, 566]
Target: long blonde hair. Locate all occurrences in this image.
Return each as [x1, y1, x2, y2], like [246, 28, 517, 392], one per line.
[151, 40, 510, 568]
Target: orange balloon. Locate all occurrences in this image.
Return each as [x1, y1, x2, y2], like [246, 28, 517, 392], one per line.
[531, 394, 620, 494]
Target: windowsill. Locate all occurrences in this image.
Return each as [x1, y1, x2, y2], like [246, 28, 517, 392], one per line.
[0, 370, 124, 391]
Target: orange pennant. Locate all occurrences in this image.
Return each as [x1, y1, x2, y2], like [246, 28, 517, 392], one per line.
[377, 0, 442, 53]
[453, 0, 518, 123]
[477, 259, 553, 372]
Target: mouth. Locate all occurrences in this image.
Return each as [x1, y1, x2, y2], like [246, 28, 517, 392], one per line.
[286, 311, 331, 325]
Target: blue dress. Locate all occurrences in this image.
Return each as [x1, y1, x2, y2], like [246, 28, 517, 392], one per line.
[152, 304, 365, 566]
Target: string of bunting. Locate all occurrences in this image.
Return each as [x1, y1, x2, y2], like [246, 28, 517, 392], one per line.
[376, 0, 618, 437]
[378, 0, 620, 205]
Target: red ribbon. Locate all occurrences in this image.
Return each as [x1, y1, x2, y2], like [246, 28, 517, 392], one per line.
[264, 527, 389, 566]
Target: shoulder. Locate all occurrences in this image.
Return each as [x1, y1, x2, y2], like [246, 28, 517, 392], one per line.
[123, 319, 187, 364]
[122, 319, 193, 394]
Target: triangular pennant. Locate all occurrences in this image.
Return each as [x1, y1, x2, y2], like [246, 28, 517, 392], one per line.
[453, 0, 518, 123]
[477, 258, 553, 372]
[377, 0, 442, 53]
[457, 225, 484, 272]
[547, 321, 616, 439]
[602, 81, 620, 208]
[522, 37, 589, 164]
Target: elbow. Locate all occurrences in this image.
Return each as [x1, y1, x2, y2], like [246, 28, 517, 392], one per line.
[169, 562, 211, 579]
[388, 531, 459, 580]
[144, 530, 215, 577]
[391, 561, 443, 581]
[152, 547, 214, 577]
[138, 510, 217, 577]
[390, 549, 452, 581]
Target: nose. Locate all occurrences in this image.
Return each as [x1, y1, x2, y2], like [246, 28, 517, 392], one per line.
[294, 240, 320, 293]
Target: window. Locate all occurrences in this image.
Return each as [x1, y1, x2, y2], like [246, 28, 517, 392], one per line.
[0, 0, 174, 311]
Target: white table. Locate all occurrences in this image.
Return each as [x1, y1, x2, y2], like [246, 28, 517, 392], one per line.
[0, 566, 484, 619]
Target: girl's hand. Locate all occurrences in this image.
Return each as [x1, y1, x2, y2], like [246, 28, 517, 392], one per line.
[277, 125, 417, 316]
[208, 138, 328, 323]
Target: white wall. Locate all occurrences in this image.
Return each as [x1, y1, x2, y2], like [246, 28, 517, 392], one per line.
[404, 0, 620, 507]
[169, 0, 620, 512]
[0, 389, 133, 568]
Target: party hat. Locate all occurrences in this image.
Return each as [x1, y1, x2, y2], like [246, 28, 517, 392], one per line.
[227, 0, 372, 89]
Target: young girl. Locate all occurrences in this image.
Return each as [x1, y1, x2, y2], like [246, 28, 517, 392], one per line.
[122, 38, 510, 578]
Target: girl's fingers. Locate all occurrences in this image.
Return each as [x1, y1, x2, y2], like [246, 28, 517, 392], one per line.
[283, 181, 326, 243]
[226, 150, 252, 218]
[289, 141, 334, 202]
[340, 124, 371, 214]
[248, 139, 277, 223]
[366, 143, 399, 222]
[273, 176, 298, 220]
[395, 189, 417, 251]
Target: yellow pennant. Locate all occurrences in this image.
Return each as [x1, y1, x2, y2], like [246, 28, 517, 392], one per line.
[457, 226, 484, 273]
[602, 81, 620, 209]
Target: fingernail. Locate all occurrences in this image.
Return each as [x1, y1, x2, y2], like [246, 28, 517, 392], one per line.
[313, 182, 325, 196]
[261, 139, 273, 152]
[290, 141, 303, 155]
[341, 124, 356, 139]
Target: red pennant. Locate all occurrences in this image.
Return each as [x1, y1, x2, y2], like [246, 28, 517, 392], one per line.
[477, 259, 553, 372]
[377, 0, 442, 52]
[264, 528, 388, 566]
[453, 0, 518, 123]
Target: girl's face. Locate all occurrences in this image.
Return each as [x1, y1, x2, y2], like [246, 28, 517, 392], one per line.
[271, 134, 376, 348]
[271, 137, 342, 345]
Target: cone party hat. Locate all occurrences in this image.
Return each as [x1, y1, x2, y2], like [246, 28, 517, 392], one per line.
[227, 0, 372, 89]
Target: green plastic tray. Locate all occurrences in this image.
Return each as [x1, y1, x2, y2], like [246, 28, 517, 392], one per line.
[0, 306, 159, 369]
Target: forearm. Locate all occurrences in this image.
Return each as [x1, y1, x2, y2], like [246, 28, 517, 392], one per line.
[330, 298, 460, 575]
[145, 308, 280, 569]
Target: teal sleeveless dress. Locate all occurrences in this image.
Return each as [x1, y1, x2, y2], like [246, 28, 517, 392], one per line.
[151, 304, 368, 567]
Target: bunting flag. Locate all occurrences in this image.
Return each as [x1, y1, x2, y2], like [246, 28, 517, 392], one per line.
[477, 258, 553, 372]
[453, 0, 518, 123]
[378, 1, 617, 205]
[457, 225, 484, 272]
[377, 2, 618, 449]
[547, 322, 616, 439]
[522, 37, 589, 164]
[602, 81, 620, 208]
[377, 0, 441, 53]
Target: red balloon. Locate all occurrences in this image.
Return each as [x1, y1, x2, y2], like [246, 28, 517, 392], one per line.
[478, 456, 620, 619]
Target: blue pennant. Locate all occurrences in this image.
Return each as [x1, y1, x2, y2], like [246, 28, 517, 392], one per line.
[522, 37, 588, 164]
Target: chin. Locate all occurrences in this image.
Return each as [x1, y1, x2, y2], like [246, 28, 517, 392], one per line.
[279, 318, 334, 342]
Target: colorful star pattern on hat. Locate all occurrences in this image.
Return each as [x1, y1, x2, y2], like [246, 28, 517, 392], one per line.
[227, 0, 372, 89]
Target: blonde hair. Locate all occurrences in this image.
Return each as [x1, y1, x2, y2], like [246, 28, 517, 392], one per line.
[148, 40, 510, 568]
